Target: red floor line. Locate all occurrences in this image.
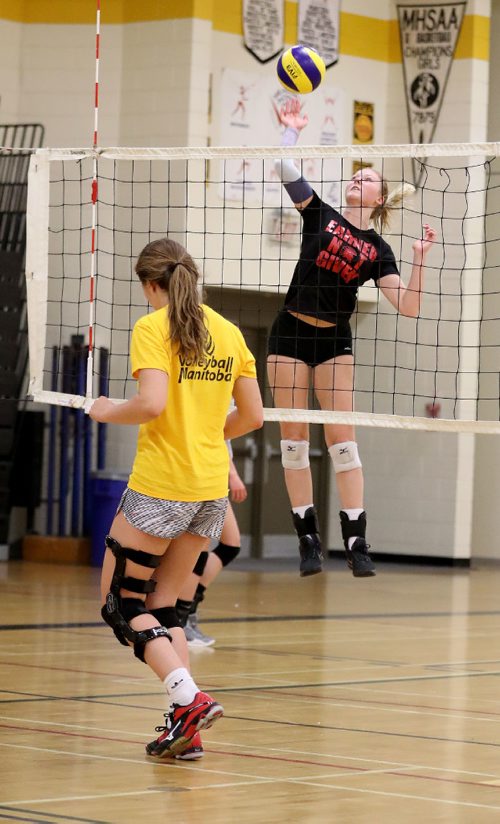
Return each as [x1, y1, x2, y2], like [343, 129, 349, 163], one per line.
[1, 659, 497, 722]
[2, 722, 500, 790]
[0, 659, 140, 680]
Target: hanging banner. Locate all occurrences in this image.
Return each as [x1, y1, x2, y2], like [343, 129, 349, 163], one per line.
[397, 2, 467, 147]
[243, 0, 284, 63]
[353, 101, 374, 144]
[298, 0, 341, 68]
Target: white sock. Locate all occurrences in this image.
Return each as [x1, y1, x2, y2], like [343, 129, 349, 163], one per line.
[341, 509, 365, 550]
[342, 508, 364, 520]
[292, 504, 314, 519]
[163, 667, 197, 706]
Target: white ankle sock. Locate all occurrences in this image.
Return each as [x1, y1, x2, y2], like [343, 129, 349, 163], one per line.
[292, 504, 314, 519]
[163, 667, 197, 706]
[341, 509, 365, 550]
[342, 508, 364, 520]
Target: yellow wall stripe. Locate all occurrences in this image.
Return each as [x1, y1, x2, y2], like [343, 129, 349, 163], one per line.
[0, 1, 214, 25]
[284, 0, 297, 46]
[0, 0, 114, 24]
[340, 13, 397, 62]
[0, 0, 25, 21]
[0, 1, 490, 63]
[455, 14, 490, 61]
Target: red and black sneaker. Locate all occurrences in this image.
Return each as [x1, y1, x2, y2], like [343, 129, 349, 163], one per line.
[145, 692, 223, 758]
[174, 731, 204, 760]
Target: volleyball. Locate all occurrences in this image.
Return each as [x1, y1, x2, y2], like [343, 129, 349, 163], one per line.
[277, 45, 326, 94]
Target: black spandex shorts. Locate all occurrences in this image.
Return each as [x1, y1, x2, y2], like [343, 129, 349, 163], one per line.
[268, 310, 353, 368]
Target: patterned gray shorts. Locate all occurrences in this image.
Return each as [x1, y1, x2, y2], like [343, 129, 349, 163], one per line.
[117, 488, 228, 540]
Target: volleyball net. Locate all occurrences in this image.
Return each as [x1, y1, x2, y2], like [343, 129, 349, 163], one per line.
[25, 142, 500, 433]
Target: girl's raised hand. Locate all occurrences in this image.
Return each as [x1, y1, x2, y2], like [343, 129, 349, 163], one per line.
[279, 97, 308, 131]
[413, 223, 437, 258]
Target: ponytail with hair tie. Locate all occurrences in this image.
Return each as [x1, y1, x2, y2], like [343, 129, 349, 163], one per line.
[167, 261, 208, 362]
[135, 237, 208, 363]
[371, 182, 415, 234]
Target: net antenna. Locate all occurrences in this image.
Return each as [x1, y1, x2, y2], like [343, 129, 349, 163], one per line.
[25, 141, 500, 433]
[87, 0, 101, 400]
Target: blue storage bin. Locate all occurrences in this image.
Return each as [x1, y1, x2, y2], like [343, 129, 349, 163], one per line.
[90, 471, 128, 566]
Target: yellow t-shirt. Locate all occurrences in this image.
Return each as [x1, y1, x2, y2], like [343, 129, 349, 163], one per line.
[127, 304, 257, 501]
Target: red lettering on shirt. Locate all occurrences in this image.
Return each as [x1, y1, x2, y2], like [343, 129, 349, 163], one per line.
[360, 240, 377, 262]
[326, 234, 343, 255]
[316, 250, 330, 268]
[317, 218, 378, 283]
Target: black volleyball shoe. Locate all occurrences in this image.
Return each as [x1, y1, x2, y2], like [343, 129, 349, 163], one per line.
[339, 511, 376, 578]
[292, 507, 324, 577]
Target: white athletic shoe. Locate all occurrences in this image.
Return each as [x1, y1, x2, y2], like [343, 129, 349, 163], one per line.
[185, 613, 216, 648]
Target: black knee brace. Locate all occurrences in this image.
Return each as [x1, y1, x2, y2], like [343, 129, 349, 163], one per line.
[190, 583, 206, 614]
[212, 542, 240, 567]
[176, 598, 193, 628]
[102, 535, 172, 662]
[193, 550, 209, 576]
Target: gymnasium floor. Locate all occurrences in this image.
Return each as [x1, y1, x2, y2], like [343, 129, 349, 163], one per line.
[2, 556, 500, 823]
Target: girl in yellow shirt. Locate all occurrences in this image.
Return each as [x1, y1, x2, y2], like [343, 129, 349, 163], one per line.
[90, 237, 263, 759]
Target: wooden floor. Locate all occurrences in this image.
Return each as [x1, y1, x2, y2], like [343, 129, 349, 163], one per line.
[2, 556, 500, 823]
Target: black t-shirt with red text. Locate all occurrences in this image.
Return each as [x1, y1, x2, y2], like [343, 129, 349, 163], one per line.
[284, 191, 399, 323]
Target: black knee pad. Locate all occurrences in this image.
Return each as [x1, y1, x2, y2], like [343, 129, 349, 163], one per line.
[193, 550, 209, 576]
[149, 606, 182, 629]
[212, 542, 240, 567]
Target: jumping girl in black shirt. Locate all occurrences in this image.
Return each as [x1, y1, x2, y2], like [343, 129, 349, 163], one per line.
[268, 98, 437, 578]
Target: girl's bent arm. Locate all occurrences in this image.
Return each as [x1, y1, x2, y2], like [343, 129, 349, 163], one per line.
[89, 369, 168, 424]
[379, 224, 437, 318]
[224, 377, 264, 441]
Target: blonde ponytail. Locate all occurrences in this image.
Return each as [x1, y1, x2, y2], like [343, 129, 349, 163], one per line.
[135, 238, 208, 362]
[167, 263, 208, 362]
[371, 182, 415, 234]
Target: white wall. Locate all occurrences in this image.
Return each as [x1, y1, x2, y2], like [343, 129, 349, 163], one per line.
[0, 19, 21, 123]
[471, 0, 500, 559]
[1, 17, 209, 148]
[120, 18, 211, 146]
[19, 25, 101, 146]
[0, 1, 496, 560]
[489, 0, 500, 140]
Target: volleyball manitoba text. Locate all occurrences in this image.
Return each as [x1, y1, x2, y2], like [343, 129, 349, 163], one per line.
[178, 355, 234, 383]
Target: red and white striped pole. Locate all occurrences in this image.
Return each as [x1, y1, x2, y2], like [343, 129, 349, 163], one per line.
[87, 0, 101, 399]
[93, 0, 100, 151]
